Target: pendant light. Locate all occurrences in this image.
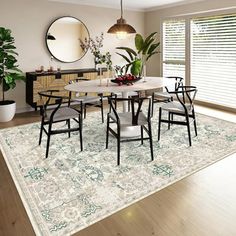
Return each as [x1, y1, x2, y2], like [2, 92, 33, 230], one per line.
[107, 0, 136, 39]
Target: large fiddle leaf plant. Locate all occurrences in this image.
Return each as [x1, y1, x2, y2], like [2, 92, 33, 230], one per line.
[116, 32, 160, 76]
[0, 27, 25, 102]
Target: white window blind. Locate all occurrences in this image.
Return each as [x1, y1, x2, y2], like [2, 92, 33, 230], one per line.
[163, 20, 185, 80]
[191, 14, 236, 109]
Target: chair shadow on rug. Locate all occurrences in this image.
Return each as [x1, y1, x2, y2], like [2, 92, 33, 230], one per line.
[38, 90, 83, 158]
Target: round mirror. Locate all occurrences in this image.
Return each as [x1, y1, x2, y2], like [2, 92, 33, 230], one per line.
[46, 16, 89, 63]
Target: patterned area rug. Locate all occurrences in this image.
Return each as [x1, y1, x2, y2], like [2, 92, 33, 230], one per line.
[0, 109, 236, 236]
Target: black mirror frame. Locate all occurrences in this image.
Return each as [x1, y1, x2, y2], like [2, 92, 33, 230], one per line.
[45, 16, 90, 63]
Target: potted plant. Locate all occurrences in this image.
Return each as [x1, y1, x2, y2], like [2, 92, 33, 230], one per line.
[0, 27, 25, 122]
[116, 32, 160, 76]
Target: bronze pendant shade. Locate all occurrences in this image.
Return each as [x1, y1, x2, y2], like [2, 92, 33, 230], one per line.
[107, 0, 136, 37]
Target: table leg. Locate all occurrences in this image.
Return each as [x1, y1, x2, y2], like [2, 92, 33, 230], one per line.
[122, 91, 129, 112]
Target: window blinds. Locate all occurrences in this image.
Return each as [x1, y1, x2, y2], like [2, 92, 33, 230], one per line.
[191, 14, 236, 109]
[163, 20, 185, 79]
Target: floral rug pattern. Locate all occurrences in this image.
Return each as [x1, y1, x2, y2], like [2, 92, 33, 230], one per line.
[0, 109, 236, 236]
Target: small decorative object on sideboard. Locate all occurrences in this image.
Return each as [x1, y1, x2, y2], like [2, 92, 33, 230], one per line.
[35, 66, 44, 73]
[111, 74, 141, 86]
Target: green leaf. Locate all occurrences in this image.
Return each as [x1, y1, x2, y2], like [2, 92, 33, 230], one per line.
[3, 80, 10, 92]
[116, 52, 131, 63]
[135, 34, 144, 53]
[5, 49, 18, 55]
[116, 47, 137, 57]
[143, 32, 157, 46]
[0, 27, 13, 42]
[4, 74, 13, 84]
[131, 59, 142, 76]
[143, 38, 155, 55]
[124, 63, 132, 74]
[146, 52, 158, 61]
[147, 42, 160, 55]
[3, 44, 16, 50]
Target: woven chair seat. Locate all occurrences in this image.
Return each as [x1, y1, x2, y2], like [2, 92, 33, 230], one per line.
[72, 96, 100, 104]
[109, 112, 148, 126]
[45, 107, 79, 122]
[153, 91, 171, 99]
[161, 101, 192, 114]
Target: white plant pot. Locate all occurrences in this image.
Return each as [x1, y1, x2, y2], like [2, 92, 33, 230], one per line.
[0, 100, 16, 122]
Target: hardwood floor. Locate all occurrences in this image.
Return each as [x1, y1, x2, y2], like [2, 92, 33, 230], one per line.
[0, 107, 236, 236]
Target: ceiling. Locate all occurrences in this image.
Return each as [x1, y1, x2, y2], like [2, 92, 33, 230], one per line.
[49, 0, 205, 12]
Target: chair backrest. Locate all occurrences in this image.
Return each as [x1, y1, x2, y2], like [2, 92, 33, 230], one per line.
[169, 86, 197, 112]
[165, 76, 184, 92]
[38, 90, 70, 120]
[108, 96, 152, 125]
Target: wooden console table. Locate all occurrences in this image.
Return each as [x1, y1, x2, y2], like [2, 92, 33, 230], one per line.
[26, 68, 108, 110]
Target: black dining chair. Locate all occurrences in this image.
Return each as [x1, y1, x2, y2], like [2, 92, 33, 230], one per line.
[38, 90, 83, 158]
[152, 76, 184, 115]
[69, 79, 105, 123]
[106, 96, 154, 165]
[157, 86, 198, 146]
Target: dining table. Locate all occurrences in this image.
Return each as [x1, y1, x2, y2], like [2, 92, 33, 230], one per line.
[65, 76, 169, 137]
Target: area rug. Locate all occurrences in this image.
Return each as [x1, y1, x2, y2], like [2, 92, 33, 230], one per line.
[0, 109, 236, 236]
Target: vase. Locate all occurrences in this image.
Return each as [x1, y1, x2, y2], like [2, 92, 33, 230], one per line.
[142, 64, 147, 82]
[94, 57, 101, 71]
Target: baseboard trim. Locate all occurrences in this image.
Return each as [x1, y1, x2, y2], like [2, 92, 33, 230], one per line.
[16, 107, 35, 114]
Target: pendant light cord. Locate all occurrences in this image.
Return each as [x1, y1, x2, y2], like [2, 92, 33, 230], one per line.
[120, 0, 123, 19]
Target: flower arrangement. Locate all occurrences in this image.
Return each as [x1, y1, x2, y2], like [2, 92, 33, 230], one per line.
[80, 33, 112, 70]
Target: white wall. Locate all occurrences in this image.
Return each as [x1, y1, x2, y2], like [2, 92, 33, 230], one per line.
[145, 0, 236, 76]
[0, 0, 144, 112]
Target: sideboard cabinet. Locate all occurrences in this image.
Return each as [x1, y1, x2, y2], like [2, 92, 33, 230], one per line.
[26, 68, 109, 110]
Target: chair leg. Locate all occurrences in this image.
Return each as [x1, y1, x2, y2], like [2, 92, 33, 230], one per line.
[100, 99, 104, 123]
[117, 126, 120, 165]
[106, 115, 110, 149]
[141, 125, 144, 145]
[67, 119, 71, 138]
[151, 94, 154, 117]
[84, 104, 87, 119]
[168, 112, 171, 130]
[128, 99, 131, 112]
[46, 124, 52, 158]
[80, 102, 83, 120]
[192, 110, 198, 136]
[148, 122, 154, 161]
[158, 107, 162, 141]
[79, 115, 83, 151]
[39, 119, 44, 145]
[186, 114, 192, 146]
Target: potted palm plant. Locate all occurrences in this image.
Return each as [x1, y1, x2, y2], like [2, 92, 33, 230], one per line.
[116, 32, 160, 76]
[0, 27, 25, 122]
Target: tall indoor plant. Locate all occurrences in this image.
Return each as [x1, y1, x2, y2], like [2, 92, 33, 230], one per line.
[0, 27, 25, 122]
[116, 32, 160, 76]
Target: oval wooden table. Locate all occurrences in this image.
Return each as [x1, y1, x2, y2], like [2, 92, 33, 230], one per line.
[65, 77, 167, 137]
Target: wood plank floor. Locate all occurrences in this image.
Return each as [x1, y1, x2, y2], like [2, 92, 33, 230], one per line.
[0, 107, 236, 236]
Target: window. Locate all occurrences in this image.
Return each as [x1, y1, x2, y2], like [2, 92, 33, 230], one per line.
[191, 14, 236, 109]
[162, 20, 185, 80]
